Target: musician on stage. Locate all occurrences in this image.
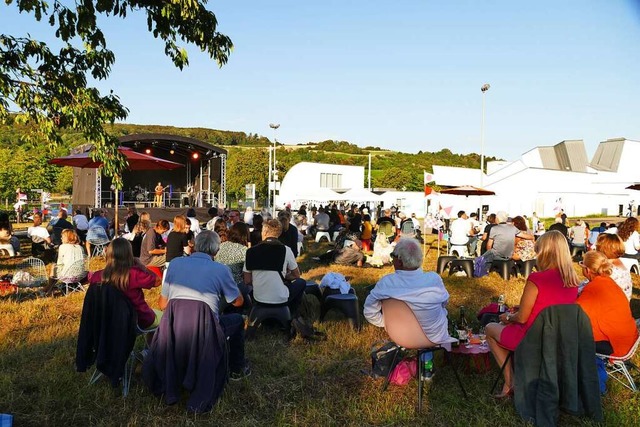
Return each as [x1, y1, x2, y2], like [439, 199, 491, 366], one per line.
[154, 182, 167, 208]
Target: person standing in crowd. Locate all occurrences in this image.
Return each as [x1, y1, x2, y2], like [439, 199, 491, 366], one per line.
[125, 206, 139, 233]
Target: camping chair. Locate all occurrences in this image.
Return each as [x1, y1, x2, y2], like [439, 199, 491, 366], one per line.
[55, 258, 88, 296]
[596, 328, 640, 392]
[76, 283, 139, 397]
[87, 226, 110, 258]
[381, 299, 466, 412]
[14, 257, 48, 300]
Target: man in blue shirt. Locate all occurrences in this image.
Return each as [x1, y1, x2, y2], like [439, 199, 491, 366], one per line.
[160, 230, 250, 379]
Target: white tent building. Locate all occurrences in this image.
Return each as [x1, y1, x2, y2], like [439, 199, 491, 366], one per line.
[432, 137, 640, 218]
[276, 161, 428, 216]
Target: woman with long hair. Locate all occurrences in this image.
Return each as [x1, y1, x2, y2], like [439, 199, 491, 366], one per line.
[89, 238, 160, 330]
[595, 233, 633, 300]
[216, 222, 252, 314]
[165, 215, 192, 263]
[577, 251, 638, 357]
[485, 230, 580, 398]
[617, 216, 640, 259]
[511, 215, 535, 261]
[214, 218, 228, 243]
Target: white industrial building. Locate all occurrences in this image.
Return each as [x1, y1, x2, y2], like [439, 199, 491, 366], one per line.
[432, 137, 640, 218]
[275, 137, 640, 219]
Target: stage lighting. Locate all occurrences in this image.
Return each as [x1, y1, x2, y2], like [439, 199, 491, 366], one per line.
[205, 150, 212, 156]
[192, 152, 199, 159]
[145, 148, 151, 154]
[170, 149, 175, 155]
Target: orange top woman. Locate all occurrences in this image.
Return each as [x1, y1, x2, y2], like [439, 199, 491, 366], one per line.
[577, 251, 638, 357]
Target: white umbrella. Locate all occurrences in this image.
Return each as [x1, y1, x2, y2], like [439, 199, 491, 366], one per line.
[291, 187, 345, 202]
[340, 188, 383, 202]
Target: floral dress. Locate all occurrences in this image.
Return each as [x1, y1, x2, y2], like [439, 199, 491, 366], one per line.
[513, 237, 536, 261]
[215, 241, 248, 285]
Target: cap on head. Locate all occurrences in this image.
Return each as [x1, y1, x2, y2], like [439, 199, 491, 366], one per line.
[496, 211, 509, 223]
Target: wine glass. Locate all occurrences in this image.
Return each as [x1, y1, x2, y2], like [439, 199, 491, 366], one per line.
[465, 327, 474, 348]
[478, 326, 487, 347]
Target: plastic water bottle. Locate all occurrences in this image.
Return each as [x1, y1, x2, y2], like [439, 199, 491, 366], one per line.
[421, 351, 434, 380]
[498, 295, 506, 313]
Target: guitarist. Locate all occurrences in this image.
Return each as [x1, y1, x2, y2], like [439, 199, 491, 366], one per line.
[154, 182, 168, 207]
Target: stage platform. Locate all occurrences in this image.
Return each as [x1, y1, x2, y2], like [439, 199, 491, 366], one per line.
[101, 206, 214, 226]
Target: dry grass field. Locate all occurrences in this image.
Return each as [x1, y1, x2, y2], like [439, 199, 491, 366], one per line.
[0, 232, 639, 426]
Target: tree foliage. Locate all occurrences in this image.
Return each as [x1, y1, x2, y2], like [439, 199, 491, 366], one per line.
[0, 0, 232, 187]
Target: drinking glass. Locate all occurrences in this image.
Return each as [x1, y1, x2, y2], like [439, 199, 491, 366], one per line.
[465, 327, 473, 348]
[478, 327, 487, 346]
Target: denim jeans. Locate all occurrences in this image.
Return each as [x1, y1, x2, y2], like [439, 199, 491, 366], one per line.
[219, 313, 245, 373]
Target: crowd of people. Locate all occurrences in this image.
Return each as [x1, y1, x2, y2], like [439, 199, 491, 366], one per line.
[6, 202, 639, 413]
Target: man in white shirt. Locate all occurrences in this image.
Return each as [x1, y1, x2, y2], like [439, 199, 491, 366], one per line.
[313, 207, 331, 234]
[27, 212, 53, 257]
[449, 211, 475, 255]
[364, 238, 451, 344]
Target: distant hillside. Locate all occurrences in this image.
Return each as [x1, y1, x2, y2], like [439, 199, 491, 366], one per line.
[0, 120, 500, 202]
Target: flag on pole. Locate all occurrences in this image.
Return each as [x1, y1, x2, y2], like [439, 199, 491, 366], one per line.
[424, 171, 434, 196]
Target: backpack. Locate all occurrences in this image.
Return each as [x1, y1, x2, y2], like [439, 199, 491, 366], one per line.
[370, 341, 402, 378]
[473, 255, 489, 278]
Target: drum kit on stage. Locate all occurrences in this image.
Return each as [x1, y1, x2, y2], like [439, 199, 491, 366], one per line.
[127, 185, 150, 202]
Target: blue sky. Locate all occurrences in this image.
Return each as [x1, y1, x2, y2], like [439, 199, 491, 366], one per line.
[2, 1, 640, 160]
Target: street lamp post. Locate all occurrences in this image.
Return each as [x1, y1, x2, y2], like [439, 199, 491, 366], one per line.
[480, 83, 490, 187]
[269, 123, 280, 216]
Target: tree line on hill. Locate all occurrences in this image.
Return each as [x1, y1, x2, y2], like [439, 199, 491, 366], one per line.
[0, 121, 499, 204]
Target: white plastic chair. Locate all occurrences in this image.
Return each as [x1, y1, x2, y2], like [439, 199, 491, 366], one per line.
[596, 329, 640, 392]
[315, 231, 331, 243]
[55, 258, 88, 296]
[14, 257, 48, 300]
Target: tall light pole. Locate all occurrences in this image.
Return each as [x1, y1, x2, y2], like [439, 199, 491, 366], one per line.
[269, 123, 280, 216]
[480, 83, 490, 187]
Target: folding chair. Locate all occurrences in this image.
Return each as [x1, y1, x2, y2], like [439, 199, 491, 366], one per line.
[381, 299, 466, 412]
[14, 257, 48, 300]
[596, 329, 640, 392]
[87, 227, 110, 258]
[55, 258, 88, 296]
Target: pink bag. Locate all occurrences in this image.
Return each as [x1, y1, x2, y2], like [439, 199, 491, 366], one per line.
[389, 357, 417, 385]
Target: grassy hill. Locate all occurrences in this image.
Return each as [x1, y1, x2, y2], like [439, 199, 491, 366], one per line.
[0, 120, 500, 203]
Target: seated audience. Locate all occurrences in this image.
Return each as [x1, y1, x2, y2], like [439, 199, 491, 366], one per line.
[125, 206, 139, 233]
[334, 239, 365, 267]
[243, 219, 306, 320]
[72, 209, 90, 243]
[569, 219, 588, 251]
[27, 212, 53, 258]
[364, 238, 451, 378]
[160, 231, 249, 379]
[140, 220, 169, 267]
[360, 214, 373, 252]
[595, 233, 633, 300]
[480, 213, 497, 255]
[91, 238, 160, 332]
[485, 230, 579, 398]
[48, 209, 74, 246]
[186, 208, 200, 237]
[512, 215, 535, 261]
[88, 209, 109, 234]
[577, 251, 638, 357]
[0, 213, 20, 256]
[617, 217, 640, 259]
[250, 214, 263, 247]
[47, 229, 86, 292]
[216, 222, 252, 313]
[449, 210, 474, 254]
[278, 210, 299, 258]
[214, 218, 228, 243]
[165, 215, 192, 264]
[548, 216, 569, 241]
[484, 211, 533, 264]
